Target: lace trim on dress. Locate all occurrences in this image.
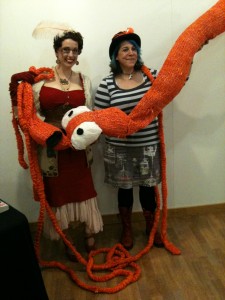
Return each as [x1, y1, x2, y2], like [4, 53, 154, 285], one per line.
[43, 197, 103, 240]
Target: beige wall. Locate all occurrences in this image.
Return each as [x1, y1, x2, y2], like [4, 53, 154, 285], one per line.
[0, 0, 224, 222]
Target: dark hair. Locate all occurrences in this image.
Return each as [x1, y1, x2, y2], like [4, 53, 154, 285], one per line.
[53, 31, 83, 54]
[109, 40, 144, 75]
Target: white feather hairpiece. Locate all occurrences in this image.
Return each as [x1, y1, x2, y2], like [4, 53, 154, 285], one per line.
[32, 21, 75, 39]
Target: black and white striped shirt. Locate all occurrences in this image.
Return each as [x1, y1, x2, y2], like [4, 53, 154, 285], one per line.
[94, 68, 160, 147]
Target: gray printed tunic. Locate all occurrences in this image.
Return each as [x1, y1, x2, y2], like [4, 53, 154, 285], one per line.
[94, 68, 161, 189]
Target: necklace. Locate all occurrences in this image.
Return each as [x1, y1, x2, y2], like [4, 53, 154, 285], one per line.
[54, 67, 71, 104]
[122, 71, 134, 80]
[55, 67, 72, 85]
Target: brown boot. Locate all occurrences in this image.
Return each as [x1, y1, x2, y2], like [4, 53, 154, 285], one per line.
[85, 227, 96, 253]
[119, 206, 133, 250]
[143, 209, 164, 248]
[64, 242, 78, 262]
[84, 234, 96, 253]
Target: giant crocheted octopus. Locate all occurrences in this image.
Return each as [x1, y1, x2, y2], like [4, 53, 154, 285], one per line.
[11, 0, 225, 294]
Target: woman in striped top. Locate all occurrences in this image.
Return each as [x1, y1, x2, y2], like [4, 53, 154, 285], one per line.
[94, 28, 163, 250]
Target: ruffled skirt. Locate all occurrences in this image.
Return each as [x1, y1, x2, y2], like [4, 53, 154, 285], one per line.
[43, 197, 103, 240]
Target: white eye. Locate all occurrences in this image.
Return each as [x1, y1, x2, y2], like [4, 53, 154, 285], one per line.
[71, 121, 102, 150]
[61, 106, 91, 129]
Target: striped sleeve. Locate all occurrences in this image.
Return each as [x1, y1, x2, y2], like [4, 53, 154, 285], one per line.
[94, 77, 111, 109]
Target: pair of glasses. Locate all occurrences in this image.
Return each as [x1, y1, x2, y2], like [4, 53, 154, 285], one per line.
[61, 47, 79, 55]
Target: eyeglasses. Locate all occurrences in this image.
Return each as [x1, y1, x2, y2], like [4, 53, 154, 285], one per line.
[61, 47, 79, 55]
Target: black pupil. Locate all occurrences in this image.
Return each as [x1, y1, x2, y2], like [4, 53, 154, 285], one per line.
[77, 128, 84, 135]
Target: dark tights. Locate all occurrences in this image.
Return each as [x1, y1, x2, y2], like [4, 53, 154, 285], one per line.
[118, 186, 156, 212]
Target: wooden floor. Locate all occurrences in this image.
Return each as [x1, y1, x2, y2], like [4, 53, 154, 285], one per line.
[32, 204, 225, 300]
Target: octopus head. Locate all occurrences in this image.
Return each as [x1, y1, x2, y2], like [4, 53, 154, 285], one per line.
[61, 106, 102, 150]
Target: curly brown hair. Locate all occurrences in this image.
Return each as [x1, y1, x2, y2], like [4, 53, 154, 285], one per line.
[53, 31, 83, 54]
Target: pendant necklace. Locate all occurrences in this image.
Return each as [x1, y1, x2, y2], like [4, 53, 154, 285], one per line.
[55, 67, 72, 86]
[55, 67, 72, 104]
[122, 71, 134, 80]
[129, 73, 133, 80]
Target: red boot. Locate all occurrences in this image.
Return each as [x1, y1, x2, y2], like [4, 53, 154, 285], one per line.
[143, 209, 164, 247]
[119, 206, 133, 250]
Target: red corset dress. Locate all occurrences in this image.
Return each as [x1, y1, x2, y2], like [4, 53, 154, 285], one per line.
[38, 86, 103, 239]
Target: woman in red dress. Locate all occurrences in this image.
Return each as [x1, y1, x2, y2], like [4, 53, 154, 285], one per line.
[11, 26, 103, 261]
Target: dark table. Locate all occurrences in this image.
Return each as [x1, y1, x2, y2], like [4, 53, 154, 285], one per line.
[0, 200, 49, 300]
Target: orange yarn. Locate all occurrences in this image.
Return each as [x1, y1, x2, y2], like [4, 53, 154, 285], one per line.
[10, 0, 225, 294]
[66, 0, 225, 138]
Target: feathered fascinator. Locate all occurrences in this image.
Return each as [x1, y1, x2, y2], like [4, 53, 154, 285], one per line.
[32, 21, 75, 39]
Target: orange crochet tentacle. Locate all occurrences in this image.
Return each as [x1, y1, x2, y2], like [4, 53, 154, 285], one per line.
[11, 109, 28, 169]
[28, 114, 71, 148]
[137, 68, 181, 255]
[29, 66, 55, 82]
[17, 75, 71, 149]
[66, 107, 130, 140]
[128, 0, 225, 131]
[157, 112, 181, 255]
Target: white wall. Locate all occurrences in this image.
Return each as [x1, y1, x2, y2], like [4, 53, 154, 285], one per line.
[0, 0, 224, 222]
